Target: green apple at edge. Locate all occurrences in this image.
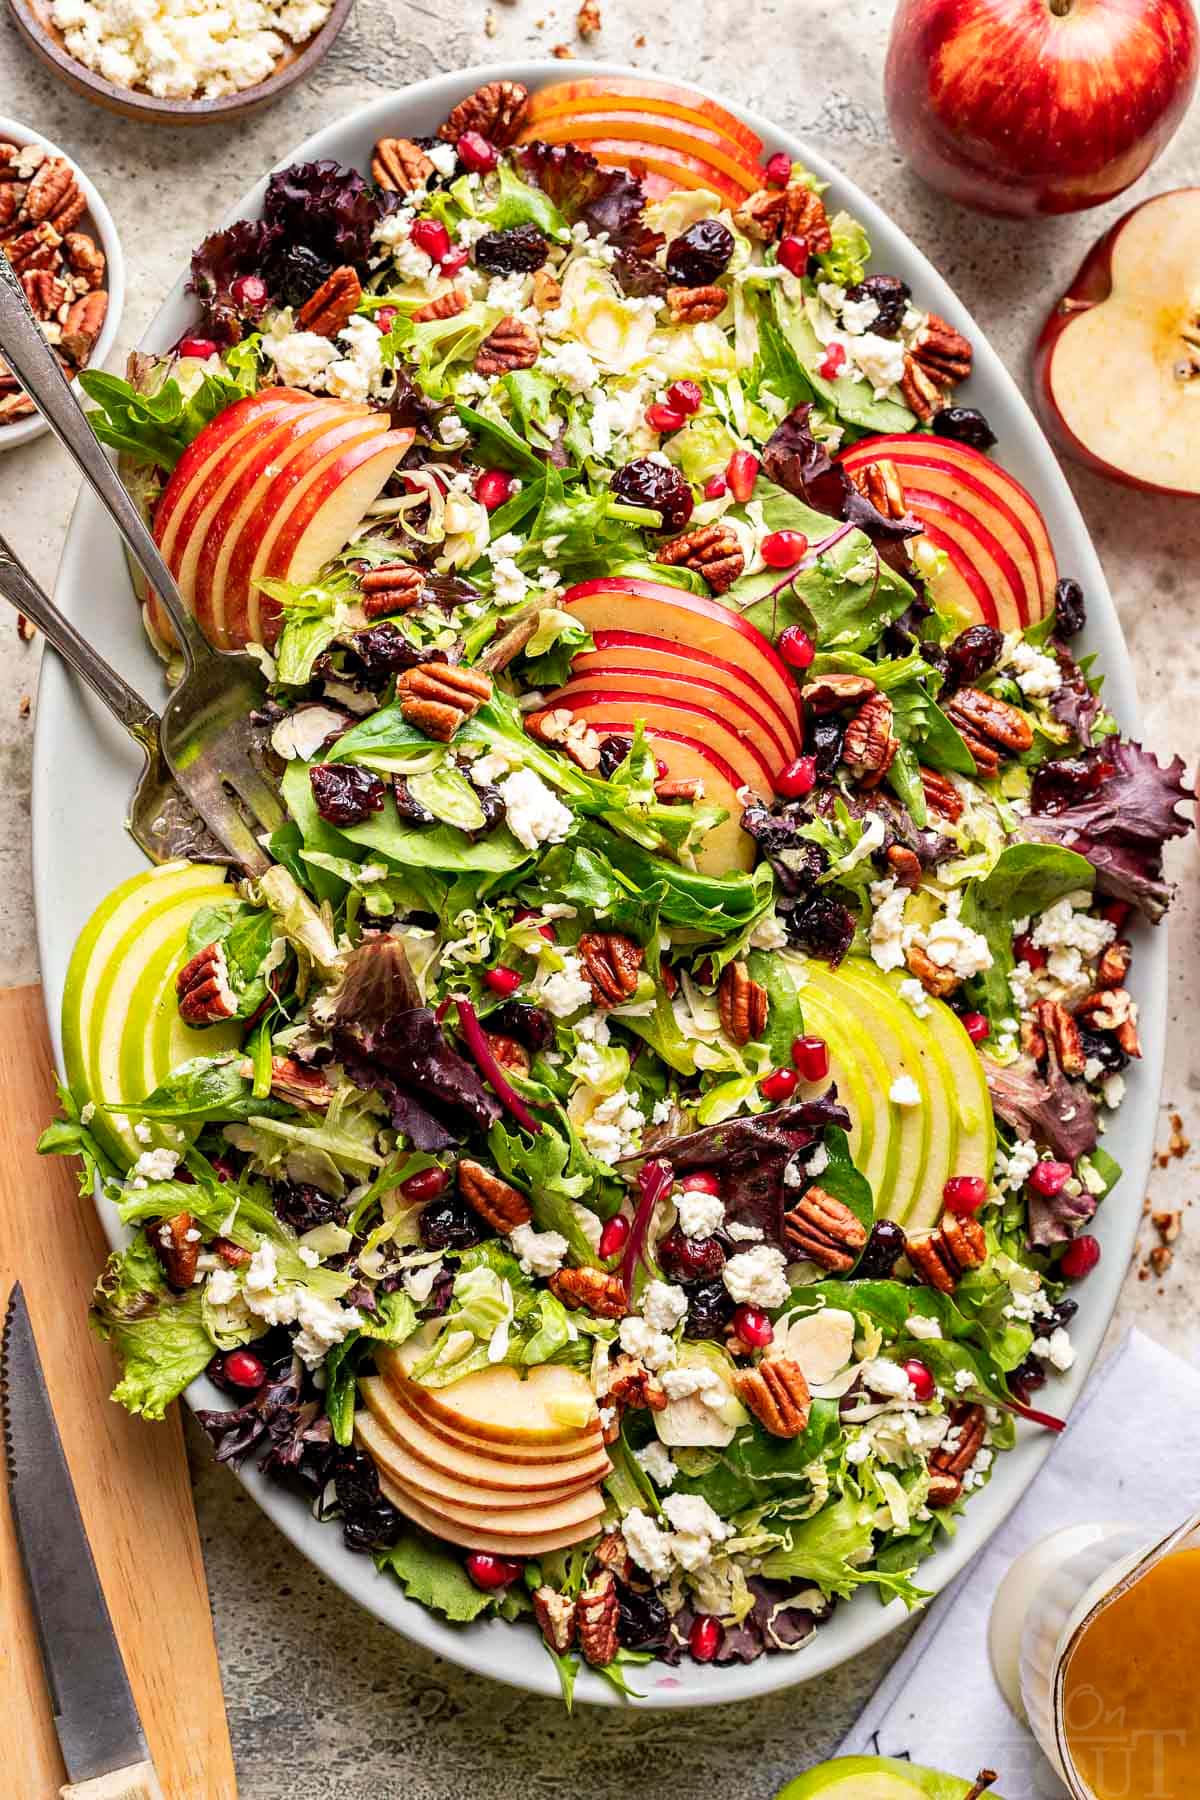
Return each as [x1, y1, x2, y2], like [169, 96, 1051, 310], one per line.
[777, 1756, 1004, 1799]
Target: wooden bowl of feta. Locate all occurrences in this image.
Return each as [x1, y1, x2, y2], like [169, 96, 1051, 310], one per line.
[7, 0, 355, 124]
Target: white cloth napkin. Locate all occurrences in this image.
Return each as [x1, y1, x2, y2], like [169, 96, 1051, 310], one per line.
[840, 1329, 1200, 1796]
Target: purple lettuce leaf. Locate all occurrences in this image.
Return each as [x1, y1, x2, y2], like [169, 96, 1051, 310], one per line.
[516, 141, 662, 254]
[1049, 644, 1103, 748]
[762, 405, 921, 545]
[656, 1096, 850, 1244]
[665, 1578, 827, 1666]
[196, 1349, 329, 1476]
[1021, 738, 1194, 921]
[263, 160, 394, 268]
[187, 219, 282, 344]
[1028, 1181, 1099, 1249]
[984, 1055, 1098, 1165]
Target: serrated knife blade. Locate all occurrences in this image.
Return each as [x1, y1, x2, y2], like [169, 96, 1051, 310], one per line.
[1, 1282, 153, 1789]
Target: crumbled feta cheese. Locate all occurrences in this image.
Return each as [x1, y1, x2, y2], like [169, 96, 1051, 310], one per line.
[915, 893, 993, 980]
[889, 1075, 921, 1108]
[541, 338, 601, 394]
[635, 1440, 678, 1488]
[651, 1097, 673, 1124]
[497, 767, 574, 852]
[508, 1223, 569, 1277]
[954, 1367, 975, 1392]
[1030, 895, 1115, 963]
[265, 327, 337, 390]
[724, 1221, 764, 1242]
[130, 1145, 179, 1187]
[206, 1267, 241, 1307]
[660, 1365, 726, 1408]
[869, 877, 909, 973]
[676, 1188, 725, 1239]
[296, 1245, 321, 1268]
[622, 1506, 676, 1579]
[133, 1119, 153, 1145]
[722, 1245, 790, 1308]
[862, 1358, 913, 1398]
[642, 1279, 688, 1333]
[1034, 1326, 1076, 1372]
[847, 331, 907, 396]
[570, 1202, 604, 1253]
[905, 1314, 942, 1341]
[840, 292, 880, 335]
[292, 1290, 363, 1367]
[579, 1087, 645, 1165]
[806, 1143, 829, 1177]
[897, 976, 931, 1018]
[538, 950, 594, 1017]
[1007, 638, 1062, 698]
[490, 556, 528, 608]
[618, 1314, 676, 1371]
[1103, 1072, 1126, 1109]
[995, 1136, 1039, 1193]
[661, 1492, 732, 1571]
[750, 910, 790, 951]
[50, 0, 332, 100]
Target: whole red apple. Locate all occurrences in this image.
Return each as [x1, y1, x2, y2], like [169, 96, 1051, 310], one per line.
[885, 0, 1200, 217]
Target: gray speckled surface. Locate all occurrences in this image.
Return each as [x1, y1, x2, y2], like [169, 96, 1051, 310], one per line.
[2, 2, 1198, 1789]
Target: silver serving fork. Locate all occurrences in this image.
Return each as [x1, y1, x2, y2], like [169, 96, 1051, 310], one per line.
[0, 530, 232, 866]
[0, 254, 282, 874]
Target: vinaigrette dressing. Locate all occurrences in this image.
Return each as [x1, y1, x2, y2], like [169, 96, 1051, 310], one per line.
[1061, 1546, 1200, 1799]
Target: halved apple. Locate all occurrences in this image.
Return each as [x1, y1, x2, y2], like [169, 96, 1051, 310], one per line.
[1036, 187, 1200, 495]
[522, 113, 764, 197]
[360, 1376, 611, 1488]
[542, 686, 775, 795]
[579, 629, 802, 756]
[550, 660, 793, 771]
[562, 577, 803, 737]
[522, 76, 765, 163]
[373, 1465, 606, 1556]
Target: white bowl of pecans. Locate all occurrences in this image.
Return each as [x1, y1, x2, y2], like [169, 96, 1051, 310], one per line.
[0, 116, 124, 450]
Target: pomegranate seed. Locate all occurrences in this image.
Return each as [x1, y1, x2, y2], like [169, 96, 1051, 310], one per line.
[818, 342, 847, 380]
[760, 1067, 798, 1102]
[764, 151, 793, 187]
[943, 1175, 987, 1215]
[689, 1615, 723, 1662]
[474, 468, 513, 511]
[223, 1349, 266, 1390]
[732, 1304, 773, 1349]
[484, 966, 522, 996]
[514, 906, 555, 941]
[791, 1035, 829, 1082]
[375, 306, 398, 333]
[231, 272, 268, 312]
[667, 379, 703, 416]
[726, 449, 759, 504]
[411, 218, 452, 264]
[654, 756, 669, 778]
[1100, 899, 1131, 931]
[961, 1011, 991, 1045]
[1013, 932, 1048, 971]
[599, 1214, 631, 1259]
[1060, 1234, 1101, 1280]
[178, 334, 218, 360]
[680, 1170, 722, 1195]
[440, 245, 470, 277]
[402, 1165, 449, 1202]
[778, 235, 810, 277]
[778, 624, 815, 670]
[775, 754, 817, 800]
[703, 472, 728, 499]
[1029, 1159, 1071, 1198]
[456, 131, 497, 173]
[465, 1551, 523, 1590]
[903, 1358, 936, 1402]
[761, 529, 809, 569]
[646, 402, 687, 434]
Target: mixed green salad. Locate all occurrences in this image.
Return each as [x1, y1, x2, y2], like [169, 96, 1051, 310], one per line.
[46, 77, 1193, 1696]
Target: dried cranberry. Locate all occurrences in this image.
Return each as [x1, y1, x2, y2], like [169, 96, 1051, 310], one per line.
[1030, 750, 1114, 815]
[665, 219, 734, 286]
[351, 621, 428, 677]
[845, 273, 910, 337]
[610, 457, 694, 532]
[682, 1277, 735, 1340]
[597, 733, 634, 779]
[310, 763, 387, 827]
[488, 999, 554, 1053]
[617, 1581, 671, 1651]
[932, 405, 998, 451]
[1054, 577, 1086, 638]
[945, 623, 1003, 688]
[806, 713, 846, 779]
[273, 1181, 339, 1234]
[264, 242, 333, 308]
[474, 223, 549, 275]
[659, 1225, 725, 1282]
[393, 778, 435, 824]
[1033, 1296, 1078, 1339]
[855, 1217, 907, 1279]
[471, 783, 507, 838]
[612, 249, 669, 299]
[1008, 1353, 1048, 1405]
[419, 1196, 483, 1250]
[1077, 1024, 1128, 1075]
[330, 1449, 404, 1554]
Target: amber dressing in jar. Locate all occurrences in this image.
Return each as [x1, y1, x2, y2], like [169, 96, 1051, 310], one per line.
[1061, 1545, 1200, 1798]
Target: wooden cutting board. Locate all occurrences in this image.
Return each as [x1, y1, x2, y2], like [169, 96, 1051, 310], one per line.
[0, 984, 237, 1798]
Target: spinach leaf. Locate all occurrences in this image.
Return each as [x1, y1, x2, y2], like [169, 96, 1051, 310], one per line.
[959, 843, 1096, 1024]
[671, 1402, 842, 1515]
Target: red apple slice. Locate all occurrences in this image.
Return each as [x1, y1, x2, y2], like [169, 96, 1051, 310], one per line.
[579, 628, 802, 755]
[246, 426, 414, 644]
[543, 685, 772, 793]
[841, 434, 1056, 616]
[154, 387, 309, 564]
[562, 577, 803, 737]
[550, 660, 790, 772]
[900, 482, 1029, 629]
[523, 112, 766, 194]
[1036, 187, 1200, 495]
[547, 133, 759, 203]
[522, 77, 765, 162]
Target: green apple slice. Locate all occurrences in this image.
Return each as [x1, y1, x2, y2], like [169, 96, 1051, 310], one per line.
[777, 1756, 1004, 1799]
[796, 984, 890, 1209]
[61, 860, 242, 1168]
[918, 989, 996, 1198]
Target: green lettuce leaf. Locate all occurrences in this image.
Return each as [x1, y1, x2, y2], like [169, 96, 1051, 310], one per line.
[376, 1531, 497, 1621]
[90, 1233, 214, 1420]
[959, 843, 1096, 1024]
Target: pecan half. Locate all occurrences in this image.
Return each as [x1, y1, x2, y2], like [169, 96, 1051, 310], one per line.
[886, 844, 922, 890]
[359, 562, 425, 618]
[60, 289, 108, 362]
[783, 1184, 869, 1272]
[398, 661, 492, 741]
[21, 269, 67, 318]
[734, 188, 786, 241]
[458, 1158, 532, 1232]
[533, 1586, 577, 1654]
[904, 942, 961, 1000]
[735, 1357, 812, 1437]
[943, 687, 1033, 756]
[22, 156, 81, 227]
[602, 1353, 667, 1413]
[371, 136, 435, 193]
[63, 230, 105, 288]
[532, 268, 562, 312]
[718, 960, 769, 1045]
[549, 1267, 628, 1318]
[592, 1529, 634, 1581]
[486, 1031, 530, 1076]
[176, 941, 237, 1025]
[0, 390, 35, 422]
[657, 521, 744, 594]
[901, 313, 973, 422]
[655, 777, 704, 803]
[578, 931, 644, 1006]
[908, 1210, 986, 1294]
[803, 671, 877, 714]
[269, 1057, 334, 1109]
[926, 1469, 964, 1508]
[525, 705, 604, 770]
[440, 81, 530, 147]
[843, 693, 898, 785]
[475, 314, 539, 374]
[847, 457, 907, 521]
[0, 184, 21, 232]
[920, 765, 963, 822]
[931, 1401, 987, 1480]
[152, 1212, 200, 1291]
[940, 1207, 986, 1273]
[666, 284, 727, 324]
[411, 285, 467, 323]
[297, 266, 363, 337]
[1096, 939, 1132, 989]
[1033, 999, 1085, 1077]
[4, 223, 61, 272]
[577, 1569, 620, 1666]
[577, 0, 602, 35]
[214, 1237, 252, 1268]
[1077, 985, 1141, 1057]
[782, 179, 832, 251]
